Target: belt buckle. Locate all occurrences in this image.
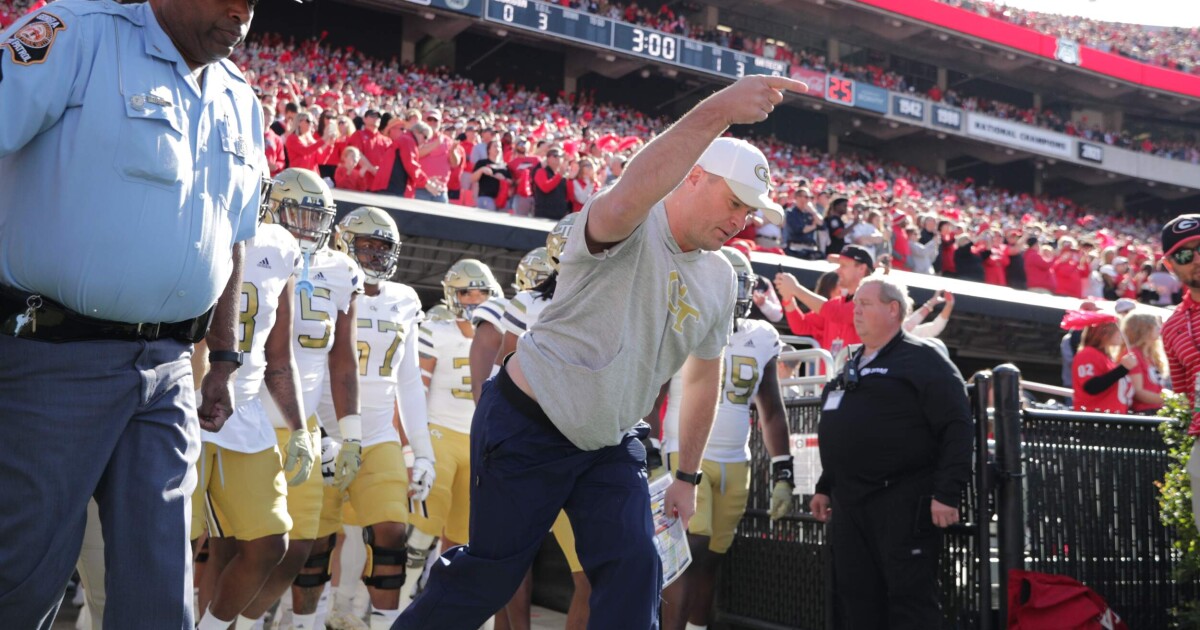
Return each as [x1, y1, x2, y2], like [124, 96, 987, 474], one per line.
[136, 322, 162, 340]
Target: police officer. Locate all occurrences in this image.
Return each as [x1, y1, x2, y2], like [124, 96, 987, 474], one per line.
[810, 275, 973, 630]
[0, 0, 266, 627]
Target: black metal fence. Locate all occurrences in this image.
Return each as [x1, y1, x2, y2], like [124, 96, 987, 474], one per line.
[711, 365, 1196, 630]
[1019, 408, 1198, 628]
[717, 399, 984, 630]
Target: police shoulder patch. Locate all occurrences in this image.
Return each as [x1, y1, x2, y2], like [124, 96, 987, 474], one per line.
[3, 12, 65, 66]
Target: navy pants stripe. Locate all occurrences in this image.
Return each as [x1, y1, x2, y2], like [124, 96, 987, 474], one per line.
[394, 368, 662, 629]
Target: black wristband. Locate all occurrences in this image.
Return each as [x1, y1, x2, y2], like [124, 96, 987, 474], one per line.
[772, 457, 795, 486]
[208, 350, 243, 367]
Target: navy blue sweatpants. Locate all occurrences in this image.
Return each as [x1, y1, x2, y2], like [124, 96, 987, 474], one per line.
[394, 366, 662, 629]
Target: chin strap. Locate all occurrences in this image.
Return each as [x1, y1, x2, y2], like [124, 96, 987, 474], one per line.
[297, 251, 314, 298]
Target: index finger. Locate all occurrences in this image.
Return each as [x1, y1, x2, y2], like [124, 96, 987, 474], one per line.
[763, 76, 809, 93]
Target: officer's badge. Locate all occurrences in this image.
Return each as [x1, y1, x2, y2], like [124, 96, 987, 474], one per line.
[3, 12, 65, 66]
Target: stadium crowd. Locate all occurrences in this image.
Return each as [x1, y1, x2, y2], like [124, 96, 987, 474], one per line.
[3, 0, 1200, 162]
[941, 0, 1200, 75]
[562, 0, 1200, 164]
[232, 33, 1179, 300]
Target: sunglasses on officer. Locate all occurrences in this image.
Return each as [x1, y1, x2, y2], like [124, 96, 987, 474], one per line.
[1171, 245, 1200, 266]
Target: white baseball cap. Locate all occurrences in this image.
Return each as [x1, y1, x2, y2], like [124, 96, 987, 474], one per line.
[695, 137, 785, 225]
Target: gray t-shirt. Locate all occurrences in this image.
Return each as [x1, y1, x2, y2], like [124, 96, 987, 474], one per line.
[518, 199, 736, 450]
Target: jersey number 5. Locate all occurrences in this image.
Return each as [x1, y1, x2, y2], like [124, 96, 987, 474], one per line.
[298, 287, 334, 349]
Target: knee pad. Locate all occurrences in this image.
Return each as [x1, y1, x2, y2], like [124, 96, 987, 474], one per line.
[404, 526, 438, 570]
[293, 534, 336, 588]
[361, 526, 408, 590]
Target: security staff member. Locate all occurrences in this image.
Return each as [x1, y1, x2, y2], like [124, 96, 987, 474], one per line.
[0, 0, 265, 627]
[810, 275, 972, 630]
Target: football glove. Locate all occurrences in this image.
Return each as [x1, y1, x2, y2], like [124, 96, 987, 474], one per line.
[283, 429, 317, 486]
[409, 457, 436, 502]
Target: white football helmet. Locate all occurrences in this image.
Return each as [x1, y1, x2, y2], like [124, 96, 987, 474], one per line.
[514, 247, 554, 292]
[720, 246, 756, 321]
[545, 213, 579, 269]
[442, 259, 501, 320]
[337, 206, 402, 283]
[270, 168, 337, 254]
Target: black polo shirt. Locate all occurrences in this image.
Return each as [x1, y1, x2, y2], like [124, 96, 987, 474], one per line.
[814, 331, 973, 507]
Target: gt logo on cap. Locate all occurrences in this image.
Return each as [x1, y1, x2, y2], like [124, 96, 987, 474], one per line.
[754, 164, 769, 185]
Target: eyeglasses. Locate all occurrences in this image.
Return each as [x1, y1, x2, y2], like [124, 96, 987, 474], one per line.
[1172, 245, 1200, 266]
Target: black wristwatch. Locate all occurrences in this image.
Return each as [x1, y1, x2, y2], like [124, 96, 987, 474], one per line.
[208, 350, 244, 368]
[675, 469, 703, 485]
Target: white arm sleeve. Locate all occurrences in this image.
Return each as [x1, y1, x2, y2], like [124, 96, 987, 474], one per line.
[912, 315, 948, 338]
[756, 290, 784, 323]
[396, 327, 435, 462]
[903, 309, 926, 333]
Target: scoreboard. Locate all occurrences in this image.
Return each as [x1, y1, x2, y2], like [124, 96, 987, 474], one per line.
[480, 0, 788, 80]
[486, 0, 611, 47]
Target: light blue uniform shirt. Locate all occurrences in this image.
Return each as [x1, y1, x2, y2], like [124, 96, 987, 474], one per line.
[0, 0, 262, 324]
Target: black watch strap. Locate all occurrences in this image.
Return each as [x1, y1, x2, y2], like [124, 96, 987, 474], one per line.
[675, 469, 703, 485]
[208, 350, 243, 367]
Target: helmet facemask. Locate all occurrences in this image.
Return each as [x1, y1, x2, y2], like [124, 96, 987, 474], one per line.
[275, 196, 337, 254]
[348, 234, 401, 283]
[442, 259, 500, 320]
[733, 271, 755, 322]
[258, 176, 279, 224]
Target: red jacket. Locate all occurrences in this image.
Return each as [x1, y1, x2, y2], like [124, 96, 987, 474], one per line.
[534, 166, 564, 194]
[349, 129, 393, 191]
[1024, 249, 1054, 292]
[891, 225, 910, 271]
[334, 165, 369, 192]
[982, 246, 1009, 286]
[508, 156, 542, 198]
[1051, 257, 1089, 298]
[264, 129, 285, 175]
[784, 294, 860, 352]
[284, 135, 331, 172]
[380, 133, 428, 197]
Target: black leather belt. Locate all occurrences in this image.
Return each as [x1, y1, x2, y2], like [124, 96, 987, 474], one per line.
[0, 285, 212, 344]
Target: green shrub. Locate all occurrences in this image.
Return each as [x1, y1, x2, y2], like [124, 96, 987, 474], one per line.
[1157, 392, 1200, 627]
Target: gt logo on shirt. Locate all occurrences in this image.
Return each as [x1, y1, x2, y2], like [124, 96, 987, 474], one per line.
[667, 270, 700, 334]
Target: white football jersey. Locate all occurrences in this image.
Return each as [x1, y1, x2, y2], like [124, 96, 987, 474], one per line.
[501, 289, 550, 338]
[204, 224, 300, 452]
[356, 282, 424, 448]
[263, 248, 363, 430]
[471, 296, 508, 330]
[663, 318, 781, 463]
[419, 319, 475, 434]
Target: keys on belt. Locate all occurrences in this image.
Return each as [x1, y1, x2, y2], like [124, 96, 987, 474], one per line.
[0, 285, 212, 343]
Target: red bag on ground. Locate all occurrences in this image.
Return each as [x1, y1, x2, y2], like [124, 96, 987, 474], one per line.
[1007, 570, 1128, 630]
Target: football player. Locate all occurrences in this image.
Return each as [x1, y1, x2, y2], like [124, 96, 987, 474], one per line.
[314, 207, 437, 630]
[660, 247, 794, 630]
[399, 259, 500, 607]
[238, 168, 365, 630]
[188, 173, 319, 630]
[470, 246, 554, 405]
[494, 216, 591, 630]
